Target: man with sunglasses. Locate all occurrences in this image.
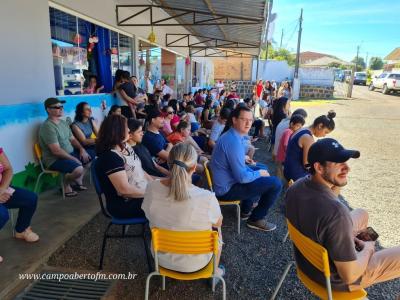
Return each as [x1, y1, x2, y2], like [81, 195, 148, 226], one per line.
[38, 98, 90, 197]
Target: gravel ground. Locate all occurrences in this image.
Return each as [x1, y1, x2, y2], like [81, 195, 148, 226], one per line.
[47, 87, 400, 299]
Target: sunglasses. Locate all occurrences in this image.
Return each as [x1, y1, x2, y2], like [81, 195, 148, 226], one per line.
[49, 105, 64, 110]
[167, 111, 174, 114]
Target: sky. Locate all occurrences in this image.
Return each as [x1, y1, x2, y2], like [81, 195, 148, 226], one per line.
[272, 0, 399, 63]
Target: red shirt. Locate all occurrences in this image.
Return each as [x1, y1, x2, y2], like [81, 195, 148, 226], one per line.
[167, 132, 185, 145]
[256, 83, 263, 98]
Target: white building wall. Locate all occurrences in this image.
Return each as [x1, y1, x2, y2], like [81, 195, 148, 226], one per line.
[0, 0, 55, 105]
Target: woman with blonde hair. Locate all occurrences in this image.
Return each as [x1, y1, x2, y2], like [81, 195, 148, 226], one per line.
[142, 143, 224, 278]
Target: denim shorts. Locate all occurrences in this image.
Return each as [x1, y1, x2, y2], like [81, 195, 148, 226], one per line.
[49, 151, 82, 174]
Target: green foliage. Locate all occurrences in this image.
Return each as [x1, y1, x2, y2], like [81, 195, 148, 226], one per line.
[351, 56, 366, 71]
[260, 45, 296, 66]
[328, 62, 341, 68]
[369, 57, 384, 70]
[11, 162, 60, 193]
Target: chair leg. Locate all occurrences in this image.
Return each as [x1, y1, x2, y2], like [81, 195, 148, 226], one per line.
[99, 223, 112, 270]
[34, 172, 45, 193]
[236, 204, 241, 234]
[122, 225, 126, 236]
[9, 209, 16, 237]
[162, 276, 166, 291]
[282, 231, 289, 243]
[212, 274, 226, 300]
[269, 261, 294, 300]
[142, 224, 152, 272]
[60, 174, 65, 200]
[145, 272, 158, 300]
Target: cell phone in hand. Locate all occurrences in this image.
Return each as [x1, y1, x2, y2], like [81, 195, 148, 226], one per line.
[356, 227, 379, 242]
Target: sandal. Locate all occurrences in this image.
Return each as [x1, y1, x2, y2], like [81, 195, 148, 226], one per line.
[65, 191, 78, 197]
[71, 185, 88, 191]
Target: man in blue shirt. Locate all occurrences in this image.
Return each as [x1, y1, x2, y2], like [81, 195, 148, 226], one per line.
[210, 105, 282, 231]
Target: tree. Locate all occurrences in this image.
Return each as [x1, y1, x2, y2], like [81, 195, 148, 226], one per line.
[369, 57, 384, 70]
[260, 45, 296, 66]
[328, 62, 341, 68]
[351, 56, 366, 71]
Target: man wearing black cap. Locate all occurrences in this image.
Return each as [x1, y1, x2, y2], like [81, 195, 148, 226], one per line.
[285, 138, 400, 292]
[38, 98, 91, 197]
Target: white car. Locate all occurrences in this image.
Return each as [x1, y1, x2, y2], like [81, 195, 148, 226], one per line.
[369, 72, 400, 94]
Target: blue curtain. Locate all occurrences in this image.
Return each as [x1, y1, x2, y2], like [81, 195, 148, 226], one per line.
[96, 27, 112, 93]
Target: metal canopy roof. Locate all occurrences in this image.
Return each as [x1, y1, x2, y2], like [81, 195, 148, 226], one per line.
[116, 0, 268, 55]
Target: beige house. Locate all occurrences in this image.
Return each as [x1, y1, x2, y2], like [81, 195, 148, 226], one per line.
[385, 47, 400, 64]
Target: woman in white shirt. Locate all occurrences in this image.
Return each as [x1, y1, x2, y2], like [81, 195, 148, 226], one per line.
[142, 143, 224, 277]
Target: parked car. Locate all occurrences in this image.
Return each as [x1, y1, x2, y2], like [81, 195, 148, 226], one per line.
[353, 72, 367, 85]
[369, 72, 400, 94]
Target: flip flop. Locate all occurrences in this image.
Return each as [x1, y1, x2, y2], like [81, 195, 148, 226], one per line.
[65, 191, 78, 197]
[71, 185, 88, 191]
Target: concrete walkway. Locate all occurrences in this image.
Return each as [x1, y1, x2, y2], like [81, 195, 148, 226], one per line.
[0, 184, 99, 299]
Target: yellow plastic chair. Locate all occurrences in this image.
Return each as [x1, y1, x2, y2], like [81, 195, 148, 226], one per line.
[34, 143, 65, 200]
[145, 228, 226, 300]
[270, 219, 367, 300]
[204, 162, 241, 234]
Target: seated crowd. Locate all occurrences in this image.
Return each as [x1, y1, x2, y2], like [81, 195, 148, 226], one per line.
[0, 75, 399, 296]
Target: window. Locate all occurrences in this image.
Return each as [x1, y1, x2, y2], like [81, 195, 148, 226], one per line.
[110, 31, 119, 77]
[49, 7, 134, 95]
[119, 35, 132, 74]
[388, 74, 400, 79]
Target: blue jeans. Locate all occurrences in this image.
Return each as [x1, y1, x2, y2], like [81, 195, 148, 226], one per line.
[248, 163, 269, 172]
[0, 186, 38, 233]
[217, 176, 282, 222]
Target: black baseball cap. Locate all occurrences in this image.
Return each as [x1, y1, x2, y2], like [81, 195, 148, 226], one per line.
[308, 138, 360, 165]
[44, 97, 66, 109]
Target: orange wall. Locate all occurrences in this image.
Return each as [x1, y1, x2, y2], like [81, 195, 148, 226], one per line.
[213, 58, 252, 81]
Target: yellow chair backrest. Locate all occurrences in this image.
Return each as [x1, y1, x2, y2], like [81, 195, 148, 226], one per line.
[151, 228, 218, 255]
[34, 143, 43, 160]
[287, 219, 331, 278]
[203, 162, 213, 192]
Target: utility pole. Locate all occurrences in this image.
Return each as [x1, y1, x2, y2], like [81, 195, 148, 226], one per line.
[292, 8, 303, 100]
[256, 0, 272, 80]
[294, 8, 303, 79]
[279, 29, 284, 49]
[365, 52, 369, 69]
[355, 45, 360, 71]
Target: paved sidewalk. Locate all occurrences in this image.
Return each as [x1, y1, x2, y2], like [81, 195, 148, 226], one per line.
[0, 185, 99, 299]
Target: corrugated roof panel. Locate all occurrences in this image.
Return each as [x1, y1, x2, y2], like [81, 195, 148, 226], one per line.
[154, 0, 267, 46]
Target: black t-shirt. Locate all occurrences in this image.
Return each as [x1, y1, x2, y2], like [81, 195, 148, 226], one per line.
[285, 176, 358, 291]
[119, 81, 137, 99]
[134, 144, 166, 177]
[95, 150, 145, 218]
